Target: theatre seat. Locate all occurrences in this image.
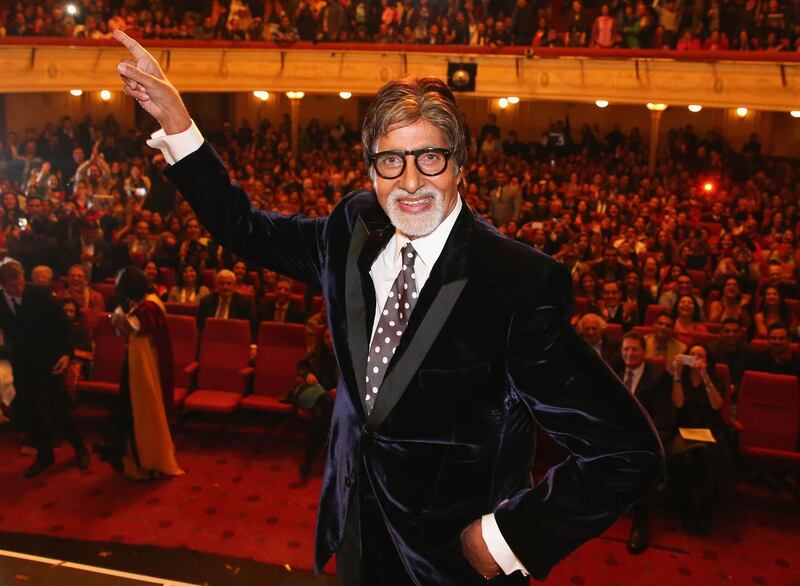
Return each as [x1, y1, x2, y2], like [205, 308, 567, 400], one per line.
[164, 302, 199, 317]
[241, 323, 307, 413]
[183, 318, 253, 414]
[91, 283, 115, 311]
[165, 314, 199, 409]
[734, 370, 800, 471]
[644, 304, 671, 326]
[77, 314, 125, 396]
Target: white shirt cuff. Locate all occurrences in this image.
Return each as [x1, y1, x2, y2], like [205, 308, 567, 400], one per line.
[146, 120, 204, 165]
[481, 513, 529, 576]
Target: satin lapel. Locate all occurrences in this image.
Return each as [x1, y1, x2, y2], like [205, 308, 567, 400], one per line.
[345, 217, 393, 420]
[365, 201, 474, 433]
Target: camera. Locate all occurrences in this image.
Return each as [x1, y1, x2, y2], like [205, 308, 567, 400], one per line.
[135, 187, 147, 197]
[675, 354, 696, 368]
[17, 218, 28, 229]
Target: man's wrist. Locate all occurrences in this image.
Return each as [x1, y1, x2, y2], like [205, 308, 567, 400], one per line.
[159, 109, 192, 135]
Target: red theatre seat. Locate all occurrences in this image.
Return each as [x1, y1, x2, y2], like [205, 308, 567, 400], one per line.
[92, 283, 115, 311]
[686, 269, 709, 291]
[734, 371, 800, 471]
[644, 304, 671, 326]
[183, 318, 253, 414]
[165, 314, 199, 409]
[77, 314, 125, 396]
[241, 323, 307, 413]
[164, 302, 199, 317]
[158, 267, 176, 288]
[714, 363, 733, 424]
[604, 323, 623, 345]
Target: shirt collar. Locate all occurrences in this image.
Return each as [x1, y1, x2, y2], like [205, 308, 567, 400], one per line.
[626, 362, 645, 377]
[3, 290, 21, 306]
[392, 197, 463, 270]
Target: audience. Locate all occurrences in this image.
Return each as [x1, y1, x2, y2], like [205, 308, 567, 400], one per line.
[2, 0, 797, 52]
[1, 104, 800, 540]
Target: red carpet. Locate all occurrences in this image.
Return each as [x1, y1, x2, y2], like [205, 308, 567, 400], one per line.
[1, 422, 798, 585]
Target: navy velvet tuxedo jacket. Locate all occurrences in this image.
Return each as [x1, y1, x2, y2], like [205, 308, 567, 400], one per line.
[166, 143, 664, 583]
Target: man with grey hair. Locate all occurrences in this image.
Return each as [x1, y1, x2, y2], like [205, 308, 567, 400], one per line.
[196, 268, 253, 331]
[115, 30, 662, 585]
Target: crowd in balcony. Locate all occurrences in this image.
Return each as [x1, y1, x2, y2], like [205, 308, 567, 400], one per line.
[1, 0, 798, 51]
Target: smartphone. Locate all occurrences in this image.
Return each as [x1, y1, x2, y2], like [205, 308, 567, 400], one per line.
[17, 218, 27, 229]
[531, 222, 544, 230]
[135, 187, 147, 197]
[676, 354, 696, 368]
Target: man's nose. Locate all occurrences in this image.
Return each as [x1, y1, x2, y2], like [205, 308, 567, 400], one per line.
[397, 154, 422, 194]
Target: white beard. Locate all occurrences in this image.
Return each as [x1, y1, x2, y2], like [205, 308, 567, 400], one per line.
[383, 186, 446, 238]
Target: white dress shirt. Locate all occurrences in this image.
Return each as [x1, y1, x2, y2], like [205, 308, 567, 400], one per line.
[148, 120, 528, 577]
[624, 362, 645, 395]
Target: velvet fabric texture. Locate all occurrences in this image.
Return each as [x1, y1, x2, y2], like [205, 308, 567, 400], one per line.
[166, 142, 665, 584]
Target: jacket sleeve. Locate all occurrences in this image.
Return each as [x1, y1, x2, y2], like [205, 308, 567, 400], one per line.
[164, 142, 327, 288]
[495, 261, 665, 580]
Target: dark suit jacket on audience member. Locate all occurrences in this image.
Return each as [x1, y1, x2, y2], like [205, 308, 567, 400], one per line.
[196, 292, 253, 332]
[0, 284, 73, 447]
[164, 140, 664, 583]
[616, 362, 675, 446]
[255, 298, 307, 325]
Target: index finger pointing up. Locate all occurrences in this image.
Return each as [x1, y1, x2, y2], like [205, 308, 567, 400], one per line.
[112, 29, 150, 59]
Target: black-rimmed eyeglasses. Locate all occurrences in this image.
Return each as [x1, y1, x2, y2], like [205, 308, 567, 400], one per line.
[370, 147, 452, 180]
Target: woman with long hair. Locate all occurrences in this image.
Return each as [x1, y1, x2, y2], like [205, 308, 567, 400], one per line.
[167, 263, 210, 304]
[670, 343, 735, 536]
[708, 277, 752, 332]
[98, 266, 184, 480]
[672, 294, 709, 344]
[753, 284, 795, 338]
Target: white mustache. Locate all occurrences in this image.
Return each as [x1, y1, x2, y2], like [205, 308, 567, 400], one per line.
[387, 187, 441, 203]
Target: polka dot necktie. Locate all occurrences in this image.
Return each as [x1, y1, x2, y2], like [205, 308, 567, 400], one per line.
[365, 243, 419, 414]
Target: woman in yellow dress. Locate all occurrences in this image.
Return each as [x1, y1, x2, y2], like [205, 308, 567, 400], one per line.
[98, 267, 183, 480]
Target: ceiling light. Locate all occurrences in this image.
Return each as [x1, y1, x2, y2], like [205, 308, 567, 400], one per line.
[498, 98, 509, 109]
[688, 104, 702, 113]
[507, 96, 520, 104]
[99, 90, 111, 101]
[790, 111, 800, 118]
[286, 91, 305, 99]
[735, 107, 748, 118]
[339, 91, 352, 100]
[646, 102, 667, 111]
[595, 100, 609, 108]
[252, 90, 269, 101]
[69, 89, 83, 97]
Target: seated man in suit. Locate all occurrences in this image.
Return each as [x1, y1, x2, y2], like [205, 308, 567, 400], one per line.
[616, 332, 674, 554]
[645, 311, 687, 374]
[197, 269, 253, 331]
[750, 323, 800, 376]
[256, 278, 306, 325]
[576, 312, 621, 368]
